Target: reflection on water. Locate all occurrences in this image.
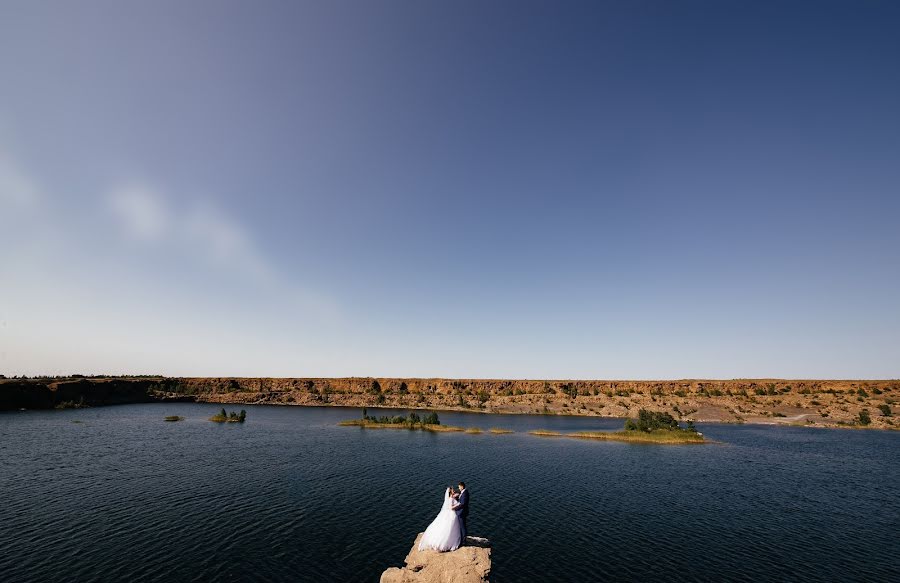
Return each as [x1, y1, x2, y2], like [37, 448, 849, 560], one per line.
[1, 404, 898, 581]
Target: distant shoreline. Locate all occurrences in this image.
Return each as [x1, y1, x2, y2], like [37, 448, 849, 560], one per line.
[1, 376, 897, 431]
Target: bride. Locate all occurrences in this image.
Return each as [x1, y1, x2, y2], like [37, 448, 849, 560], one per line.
[418, 487, 463, 552]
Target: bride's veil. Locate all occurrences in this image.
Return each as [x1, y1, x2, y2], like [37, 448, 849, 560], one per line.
[441, 487, 451, 511]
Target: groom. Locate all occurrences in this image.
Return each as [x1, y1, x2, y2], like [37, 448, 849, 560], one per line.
[451, 481, 470, 543]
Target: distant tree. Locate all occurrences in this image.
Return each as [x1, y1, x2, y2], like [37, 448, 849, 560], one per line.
[238, 409, 246, 422]
[423, 412, 440, 425]
[219, 408, 227, 419]
[408, 412, 421, 424]
[361, 408, 368, 419]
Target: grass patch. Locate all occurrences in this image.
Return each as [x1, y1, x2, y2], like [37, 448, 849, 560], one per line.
[529, 430, 563, 437]
[489, 428, 513, 434]
[570, 429, 705, 444]
[424, 424, 465, 432]
[465, 427, 483, 434]
[164, 415, 185, 422]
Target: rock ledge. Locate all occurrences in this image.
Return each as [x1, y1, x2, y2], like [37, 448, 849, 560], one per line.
[380, 533, 491, 583]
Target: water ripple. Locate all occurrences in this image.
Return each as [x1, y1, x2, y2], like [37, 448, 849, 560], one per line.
[1, 404, 899, 582]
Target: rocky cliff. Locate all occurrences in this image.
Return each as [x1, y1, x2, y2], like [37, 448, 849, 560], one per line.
[381, 534, 491, 583]
[1, 376, 897, 430]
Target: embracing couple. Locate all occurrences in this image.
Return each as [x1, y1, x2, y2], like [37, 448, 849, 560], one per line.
[417, 481, 470, 552]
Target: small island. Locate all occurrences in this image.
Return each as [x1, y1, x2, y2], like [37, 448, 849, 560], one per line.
[164, 415, 184, 422]
[209, 408, 247, 423]
[339, 409, 467, 432]
[532, 409, 706, 444]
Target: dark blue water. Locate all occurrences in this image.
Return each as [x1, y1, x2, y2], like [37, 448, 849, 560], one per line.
[1, 404, 898, 582]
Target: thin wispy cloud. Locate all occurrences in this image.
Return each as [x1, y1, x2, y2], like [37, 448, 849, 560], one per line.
[1, 147, 343, 376]
[0, 155, 40, 208]
[108, 185, 169, 241]
[108, 184, 274, 281]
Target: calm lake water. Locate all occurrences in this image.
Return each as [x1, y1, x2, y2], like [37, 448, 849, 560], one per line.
[1, 404, 898, 582]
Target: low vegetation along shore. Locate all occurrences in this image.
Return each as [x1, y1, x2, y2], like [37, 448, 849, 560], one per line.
[342, 408, 704, 445]
[1, 376, 897, 431]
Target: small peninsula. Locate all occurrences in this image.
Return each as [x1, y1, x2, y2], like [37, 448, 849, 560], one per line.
[381, 533, 491, 583]
[530, 409, 705, 444]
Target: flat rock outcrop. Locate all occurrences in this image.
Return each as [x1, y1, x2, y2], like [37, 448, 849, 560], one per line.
[381, 534, 491, 583]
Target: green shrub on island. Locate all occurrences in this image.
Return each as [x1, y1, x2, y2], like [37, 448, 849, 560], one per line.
[624, 409, 684, 432]
[620, 409, 702, 440]
[209, 408, 246, 423]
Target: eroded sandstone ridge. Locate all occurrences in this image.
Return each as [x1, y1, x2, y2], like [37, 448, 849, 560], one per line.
[381, 534, 491, 583]
[1, 376, 897, 430]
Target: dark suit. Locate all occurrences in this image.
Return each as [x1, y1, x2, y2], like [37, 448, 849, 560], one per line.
[455, 489, 470, 541]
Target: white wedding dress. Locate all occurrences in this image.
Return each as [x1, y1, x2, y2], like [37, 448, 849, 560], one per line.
[418, 488, 463, 552]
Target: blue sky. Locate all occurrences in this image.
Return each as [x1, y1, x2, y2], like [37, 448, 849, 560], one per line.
[1, 1, 898, 378]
